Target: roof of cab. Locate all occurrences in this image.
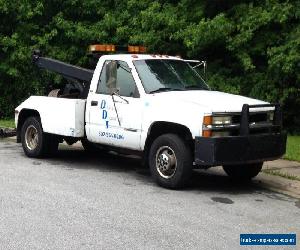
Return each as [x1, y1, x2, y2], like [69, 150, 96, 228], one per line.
[99, 54, 182, 61]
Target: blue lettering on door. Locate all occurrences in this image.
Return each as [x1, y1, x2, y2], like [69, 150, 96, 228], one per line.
[100, 100, 109, 128]
[99, 100, 124, 139]
[100, 100, 106, 109]
[102, 110, 107, 119]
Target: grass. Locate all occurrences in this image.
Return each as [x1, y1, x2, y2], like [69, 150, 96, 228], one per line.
[0, 119, 15, 128]
[284, 136, 300, 162]
[262, 169, 300, 181]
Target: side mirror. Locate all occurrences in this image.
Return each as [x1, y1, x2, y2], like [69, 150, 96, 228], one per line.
[194, 61, 207, 81]
[106, 61, 117, 93]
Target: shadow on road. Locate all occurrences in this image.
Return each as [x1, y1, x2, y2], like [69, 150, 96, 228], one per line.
[1, 138, 294, 203]
[188, 169, 263, 195]
[44, 146, 268, 196]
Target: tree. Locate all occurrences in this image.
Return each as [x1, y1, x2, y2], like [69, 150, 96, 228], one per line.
[0, 0, 299, 132]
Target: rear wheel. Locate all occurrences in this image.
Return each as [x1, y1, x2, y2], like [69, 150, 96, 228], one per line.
[21, 116, 58, 158]
[222, 162, 263, 181]
[149, 134, 192, 189]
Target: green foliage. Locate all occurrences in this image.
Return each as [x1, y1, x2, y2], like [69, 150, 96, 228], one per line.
[0, 119, 15, 128]
[0, 0, 299, 132]
[284, 136, 300, 162]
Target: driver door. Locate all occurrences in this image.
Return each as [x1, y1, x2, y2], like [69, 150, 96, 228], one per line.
[86, 60, 142, 150]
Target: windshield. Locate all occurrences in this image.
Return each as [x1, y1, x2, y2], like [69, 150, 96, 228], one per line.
[133, 59, 209, 93]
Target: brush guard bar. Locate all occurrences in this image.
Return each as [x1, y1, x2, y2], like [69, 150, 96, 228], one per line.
[195, 104, 287, 166]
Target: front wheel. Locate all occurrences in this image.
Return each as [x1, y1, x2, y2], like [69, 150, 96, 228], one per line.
[222, 162, 263, 181]
[149, 134, 192, 189]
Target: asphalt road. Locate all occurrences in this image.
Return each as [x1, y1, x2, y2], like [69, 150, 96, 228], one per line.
[0, 138, 299, 250]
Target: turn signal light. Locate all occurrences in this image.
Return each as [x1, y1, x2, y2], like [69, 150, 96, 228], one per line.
[202, 130, 212, 137]
[203, 115, 212, 137]
[203, 115, 212, 125]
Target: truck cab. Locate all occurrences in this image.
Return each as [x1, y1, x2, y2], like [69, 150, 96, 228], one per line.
[15, 45, 287, 189]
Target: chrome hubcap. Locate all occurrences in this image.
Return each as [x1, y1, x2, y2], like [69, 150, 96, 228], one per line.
[25, 125, 38, 150]
[156, 146, 177, 179]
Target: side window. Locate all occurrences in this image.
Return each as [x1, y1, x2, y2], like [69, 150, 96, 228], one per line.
[96, 61, 111, 95]
[96, 60, 139, 98]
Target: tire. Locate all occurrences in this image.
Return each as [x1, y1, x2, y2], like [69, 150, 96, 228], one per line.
[222, 162, 263, 181]
[149, 134, 192, 189]
[21, 116, 58, 158]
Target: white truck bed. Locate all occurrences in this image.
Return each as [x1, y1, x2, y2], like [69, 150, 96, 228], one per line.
[16, 96, 86, 137]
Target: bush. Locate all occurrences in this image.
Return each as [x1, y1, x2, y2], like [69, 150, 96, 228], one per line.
[0, 0, 299, 132]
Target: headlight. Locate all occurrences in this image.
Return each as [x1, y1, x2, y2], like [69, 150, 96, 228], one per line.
[212, 116, 232, 125]
[202, 115, 233, 137]
[203, 115, 232, 126]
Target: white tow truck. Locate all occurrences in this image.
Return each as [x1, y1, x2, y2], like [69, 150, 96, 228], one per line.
[15, 45, 286, 188]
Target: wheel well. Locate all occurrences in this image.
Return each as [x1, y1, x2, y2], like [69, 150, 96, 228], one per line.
[143, 122, 194, 164]
[17, 109, 40, 142]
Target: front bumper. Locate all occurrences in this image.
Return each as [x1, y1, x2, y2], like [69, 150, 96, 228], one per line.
[194, 132, 287, 166]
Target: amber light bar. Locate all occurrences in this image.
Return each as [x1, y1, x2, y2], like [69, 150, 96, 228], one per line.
[89, 44, 147, 54]
[89, 44, 116, 52]
[128, 45, 147, 53]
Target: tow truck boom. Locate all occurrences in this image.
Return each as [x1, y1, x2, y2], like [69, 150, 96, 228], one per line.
[32, 50, 94, 83]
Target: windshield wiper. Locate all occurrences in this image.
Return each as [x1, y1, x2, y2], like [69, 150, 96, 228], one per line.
[149, 87, 183, 94]
[118, 63, 131, 73]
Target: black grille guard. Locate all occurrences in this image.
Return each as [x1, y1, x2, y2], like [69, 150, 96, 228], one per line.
[240, 103, 282, 136]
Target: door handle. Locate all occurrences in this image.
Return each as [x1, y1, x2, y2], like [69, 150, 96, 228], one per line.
[124, 128, 138, 132]
[91, 100, 98, 106]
